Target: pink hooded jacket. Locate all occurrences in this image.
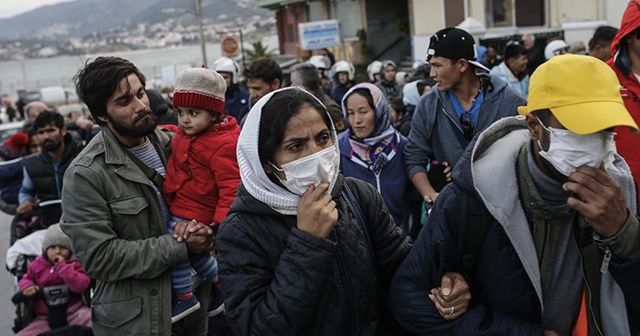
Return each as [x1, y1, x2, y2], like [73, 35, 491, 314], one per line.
[18, 255, 91, 316]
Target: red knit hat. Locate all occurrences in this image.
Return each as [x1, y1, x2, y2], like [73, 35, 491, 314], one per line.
[172, 68, 226, 113]
[6, 132, 29, 150]
[0, 132, 29, 160]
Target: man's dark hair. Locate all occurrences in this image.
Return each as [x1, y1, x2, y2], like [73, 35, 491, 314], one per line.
[504, 41, 527, 61]
[416, 81, 430, 95]
[244, 57, 283, 85]
[290, 63, 321, 92]
[146, 89, 168, 116]
[588, 26, 619, 50]
[73, 57, 146, 125]
[390, 98, 407, 118]
[33, 110, 65, 131]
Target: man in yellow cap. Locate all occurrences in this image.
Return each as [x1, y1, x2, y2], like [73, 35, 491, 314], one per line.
[389, 54, 640, 336]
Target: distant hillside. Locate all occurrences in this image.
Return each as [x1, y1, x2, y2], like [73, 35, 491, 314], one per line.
[0, 0, 272, 40]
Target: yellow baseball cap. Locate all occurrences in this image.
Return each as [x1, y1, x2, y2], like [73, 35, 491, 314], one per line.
[517, 54, 638, 134]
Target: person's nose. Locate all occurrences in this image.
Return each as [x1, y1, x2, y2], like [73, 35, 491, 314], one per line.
[134, 97, 147, 112]
[249, 89, 258, 99]
[308, 141, 323, 154]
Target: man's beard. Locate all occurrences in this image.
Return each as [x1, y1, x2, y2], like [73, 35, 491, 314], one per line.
[42, 139, 61, 152]
[109, 110, 158, 138]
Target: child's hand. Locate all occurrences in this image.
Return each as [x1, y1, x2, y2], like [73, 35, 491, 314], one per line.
[23, 285, 39, 297]
[52, 255, 66, 266]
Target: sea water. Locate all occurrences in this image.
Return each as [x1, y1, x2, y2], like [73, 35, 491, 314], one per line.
[0, 36, 278, 95]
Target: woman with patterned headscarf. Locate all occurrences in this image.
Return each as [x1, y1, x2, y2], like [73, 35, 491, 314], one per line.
[339, 83, 415, 235]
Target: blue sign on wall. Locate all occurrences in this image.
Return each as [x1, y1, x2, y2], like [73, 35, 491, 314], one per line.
[299, 20, 341, 50]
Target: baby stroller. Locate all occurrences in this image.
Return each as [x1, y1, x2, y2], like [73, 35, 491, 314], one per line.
[6, 228, 93, 335]
[10, 199, 63, 246]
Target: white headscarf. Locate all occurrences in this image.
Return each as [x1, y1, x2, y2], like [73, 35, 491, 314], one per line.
[236, 86, 340, 215]
[402, 80, 423, 107]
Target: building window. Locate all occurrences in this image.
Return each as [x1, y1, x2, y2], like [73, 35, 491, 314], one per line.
[486, 0, 544, 28]
[287, 24, 295, 42]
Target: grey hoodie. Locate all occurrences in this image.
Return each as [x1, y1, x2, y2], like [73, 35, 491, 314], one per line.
[467, 116, 637, 335]
[404, 74, 525, 178]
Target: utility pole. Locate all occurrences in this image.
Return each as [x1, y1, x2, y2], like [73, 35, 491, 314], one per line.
[330, 0, 347, 61]
[195, 0, 207, 67]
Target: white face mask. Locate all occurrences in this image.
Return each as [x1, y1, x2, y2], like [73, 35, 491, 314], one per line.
[536, 118, 615, 177]
[269, 146, 340, 195]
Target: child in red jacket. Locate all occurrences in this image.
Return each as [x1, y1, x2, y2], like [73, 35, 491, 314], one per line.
[17, 224, 92, 335]
[163, 67, 240, 323]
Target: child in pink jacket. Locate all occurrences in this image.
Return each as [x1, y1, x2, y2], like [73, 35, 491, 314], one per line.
[17, 224, 92, 335]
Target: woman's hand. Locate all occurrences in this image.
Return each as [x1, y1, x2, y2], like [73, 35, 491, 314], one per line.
[297, 183, 338, 238]
[443, 161, 452, 183]
[23, 285, 39, 297]
[429, 272, 471, 320]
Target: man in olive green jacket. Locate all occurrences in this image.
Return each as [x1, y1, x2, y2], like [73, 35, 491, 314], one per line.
[61, 57, 215, 335]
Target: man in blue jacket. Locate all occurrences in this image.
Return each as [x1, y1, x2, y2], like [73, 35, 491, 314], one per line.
[16, 111, 83, 225]
[390, 54, 640, 335]
[404, 27, 525, 206]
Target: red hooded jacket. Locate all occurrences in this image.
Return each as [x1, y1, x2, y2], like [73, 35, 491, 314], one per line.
[608, 0, 640, 200]
[163, 116, 241, 225]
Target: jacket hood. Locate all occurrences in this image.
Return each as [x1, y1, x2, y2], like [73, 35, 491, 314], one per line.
[611, 1, 640, 58]
[450, 115, 526, 196]
[402, 80, 423, 107]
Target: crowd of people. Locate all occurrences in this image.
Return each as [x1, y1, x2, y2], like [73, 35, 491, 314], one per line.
[0, 1, 639, 335]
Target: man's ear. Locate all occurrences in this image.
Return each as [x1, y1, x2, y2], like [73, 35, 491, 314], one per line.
[458, 59, 469, 73]
[97, 115, 109, 124]
[271, 78, 281, 90]
[525, 114, 541, 141]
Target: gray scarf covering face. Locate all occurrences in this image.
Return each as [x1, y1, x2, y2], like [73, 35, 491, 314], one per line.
[236, 86, 340, 215]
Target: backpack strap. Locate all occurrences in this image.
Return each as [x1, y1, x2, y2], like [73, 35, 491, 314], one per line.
[456, 188, 493, 285]
[123, 141, 165, 190]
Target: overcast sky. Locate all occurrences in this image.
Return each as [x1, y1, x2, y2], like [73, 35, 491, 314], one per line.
[0, 0, 76, 19]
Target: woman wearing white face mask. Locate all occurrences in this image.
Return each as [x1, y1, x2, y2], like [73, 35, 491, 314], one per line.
[215, 87, 416, 335]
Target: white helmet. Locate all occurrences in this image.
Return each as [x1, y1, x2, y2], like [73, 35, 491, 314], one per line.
[308, 55, 331, 70]
[544, 40, 569, 60]
[331, 60, 355, 81]
[367, 60, 383, 82]
[412, 59, 426, 70]
[213, 57, 240, 84]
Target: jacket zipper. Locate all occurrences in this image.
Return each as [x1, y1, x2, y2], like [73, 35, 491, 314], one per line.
[600, 247, 611, 274]
[437, 97, 465, 135]
[53, 164, 61, 199]
[574, 235, 604, 336]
